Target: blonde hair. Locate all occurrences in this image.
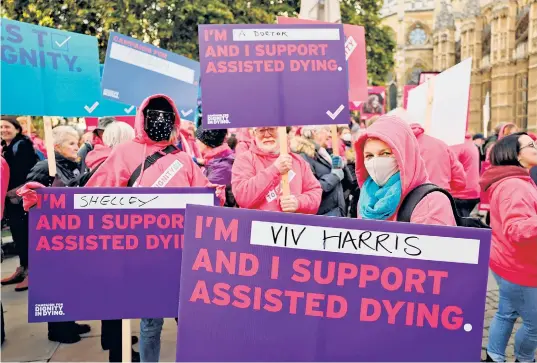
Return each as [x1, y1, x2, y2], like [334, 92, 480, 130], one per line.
[52, 126, 79, 146]
[102, 122, 135, 148]
[301, 125, 330, 140]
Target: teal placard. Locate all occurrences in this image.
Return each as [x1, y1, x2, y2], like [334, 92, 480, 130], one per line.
[0, 18, 128, 117]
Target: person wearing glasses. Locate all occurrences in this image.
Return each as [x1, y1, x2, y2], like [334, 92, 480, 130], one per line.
[480, 132, 537, 363]
[231, 126, 322, 214]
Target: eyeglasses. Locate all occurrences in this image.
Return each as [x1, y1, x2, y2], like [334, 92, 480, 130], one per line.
[255, 128, 277, 137]
[521, 141, 537, 150]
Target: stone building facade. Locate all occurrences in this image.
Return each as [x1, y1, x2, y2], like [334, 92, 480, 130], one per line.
[381, 0, 536, 133]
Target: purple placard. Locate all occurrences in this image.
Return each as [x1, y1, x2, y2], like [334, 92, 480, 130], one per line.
[28, 187, 216, 322]
[198, 24, 349, 129]
[177, 205, 492, 362]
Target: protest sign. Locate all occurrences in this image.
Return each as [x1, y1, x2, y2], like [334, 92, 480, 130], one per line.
[403, 85, 417, 109]
[407, 58, 472, 146]
[176, 205, 491, 362]
[361, 86, 386, 120]
[419, 71, 439, 85]
[102, 33, 200, 122]
[28, 188, 216, 322]
[85, 116, 136, 132]
[0, 19, 103, 117]
[198, 24, 348, 129]
[277, 16, 368, 104]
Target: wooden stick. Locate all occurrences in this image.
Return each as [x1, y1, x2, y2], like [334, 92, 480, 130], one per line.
[278, 127, 290, 197]
[122, 319, 132, 363]
[330, 125, 340, 157]
[424, 77, 436, 134]
[42, 117, 57, 177]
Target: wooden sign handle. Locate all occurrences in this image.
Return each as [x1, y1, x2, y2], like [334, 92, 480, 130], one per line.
[278, 127, 290, 197]
[330, 125, 340, 157]
[122, 319, 132, 362]
[424, 77, 436, 134]
[42, 117, 57, 177]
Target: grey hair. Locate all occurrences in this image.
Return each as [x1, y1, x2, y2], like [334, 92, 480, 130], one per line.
[301, 125, 330, 140]
[102, 122, 135, 147]
[52, 126, 79, 146]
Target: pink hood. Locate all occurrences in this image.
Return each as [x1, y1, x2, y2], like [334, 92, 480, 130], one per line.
[85, 144, 111, 170]
[410, 124, 466, 192]
[86, 94, 209, 189]
[235, 128, 252, 154]
[450, 138, 480, 199]
[231, 140, 321, 213]
[354, 115, 456, 226]
[355, 116, 428, 197]
[498, 122, 516, 140]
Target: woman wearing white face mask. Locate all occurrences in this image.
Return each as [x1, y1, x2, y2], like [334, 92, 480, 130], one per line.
[353, 115, 456, 225]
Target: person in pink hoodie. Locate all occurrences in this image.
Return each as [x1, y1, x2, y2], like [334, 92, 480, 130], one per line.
[410, 123, 466, 192]
[479, 132, 537, 363]
[354, 115, 456, 225]
[450, 133, 481, 217]
[235, 128, 253, 155]
[85, 94, 211, 363]
[231, 126, 322, 213]
[85, 122, 135, 172]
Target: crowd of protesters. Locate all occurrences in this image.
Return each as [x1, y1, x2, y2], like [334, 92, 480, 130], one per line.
[1, 97, 536, 362]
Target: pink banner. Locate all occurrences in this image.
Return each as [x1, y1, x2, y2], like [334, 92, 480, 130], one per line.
[85, 116, 136, 132]
[277, 16, 368, 103]
[403, 85, 417, 109]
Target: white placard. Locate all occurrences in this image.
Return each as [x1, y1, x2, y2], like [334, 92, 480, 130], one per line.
[406, 58, 472, 146]
[110, 42, 196, 84]
[232, 28, 340, 41]
[73, 193, 214, 209]
[250, 221, 480, 264]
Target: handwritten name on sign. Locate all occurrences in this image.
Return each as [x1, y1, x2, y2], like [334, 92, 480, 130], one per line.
[250, 221, 480, 264]
[177, 205, 492, 361]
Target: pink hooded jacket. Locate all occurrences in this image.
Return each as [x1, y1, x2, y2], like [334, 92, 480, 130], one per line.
[410, 124, 466, 192]
[450, 134, 480, 200]
[480, 166, 537, 287]
[85, 144, 111, 170]
[235, 128, 252, 155]
[354, 116, 456, 226]
[1, 156, 9, 220]
[231, 141, 322, 213]
[86, 94, 209, 188]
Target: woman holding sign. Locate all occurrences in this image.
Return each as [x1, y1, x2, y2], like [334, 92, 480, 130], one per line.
[480, 133, 537, 363]
[85, 94, 214, 363]
[353, 114, 456, 225]
[231, 126, 322, 214]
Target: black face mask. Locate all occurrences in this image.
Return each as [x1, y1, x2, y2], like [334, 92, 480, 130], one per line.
[144, 109, 175, 142]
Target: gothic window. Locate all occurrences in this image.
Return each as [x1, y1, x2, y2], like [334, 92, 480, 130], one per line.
[407, 66, 424, 85]
[482, 24, 491, 56]
[516, 73, 528, 130]
[407, 23, 429, 46]
[455, 40, 461, 64]
[516, 7, 529, 44]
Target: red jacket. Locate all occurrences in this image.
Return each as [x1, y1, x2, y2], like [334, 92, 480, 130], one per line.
[231, 141, 322, 213]
[450, 135, 480, 200]
[86, 94, 209, 188]
[480, 166, 537, 287]
[1, 156, 9, 219]
[411, 124, 466, 192]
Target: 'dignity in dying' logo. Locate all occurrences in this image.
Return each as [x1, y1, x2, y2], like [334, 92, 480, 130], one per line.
[34, 303, 65, 317]
[207, 113, 230, 125]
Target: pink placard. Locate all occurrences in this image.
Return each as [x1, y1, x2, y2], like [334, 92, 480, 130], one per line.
[85, 116, 136, 132]
[361, 86, 386, 120]
[277, 16, 368, 103]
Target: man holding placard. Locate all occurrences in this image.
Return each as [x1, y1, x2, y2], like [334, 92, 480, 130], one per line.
[231, 127, 321, 213]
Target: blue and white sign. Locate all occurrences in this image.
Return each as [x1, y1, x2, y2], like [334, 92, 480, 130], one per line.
[102, 32, 200, 122]
[0, 19, 104, 116]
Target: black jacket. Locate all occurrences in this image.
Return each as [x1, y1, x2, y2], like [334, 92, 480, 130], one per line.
[27, 153, 80, 186]
[1, 134, 38, 191]
[292, 137, 347, 216]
